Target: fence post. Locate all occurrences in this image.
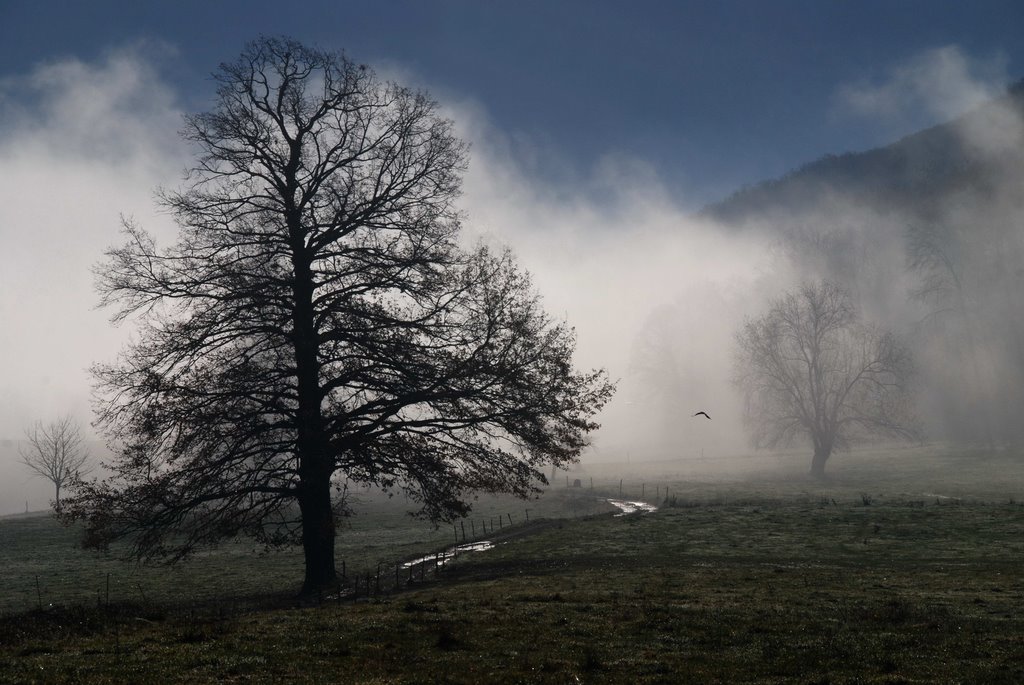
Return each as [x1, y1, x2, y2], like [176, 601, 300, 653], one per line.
[461, 521, 466, 542]
[525, 508, 529, 521]
[507, 513, 512, 526]
[619, 479, 623, 496]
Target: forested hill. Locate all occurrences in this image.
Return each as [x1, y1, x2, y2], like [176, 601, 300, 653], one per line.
[702, 79, 1024, 227]
[697, 79, 1024, 446]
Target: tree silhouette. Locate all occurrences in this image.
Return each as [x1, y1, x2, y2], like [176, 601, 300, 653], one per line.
[62, 37, 613, 593]
[20, 416, 90, 511]
[734, 281, 917, 477]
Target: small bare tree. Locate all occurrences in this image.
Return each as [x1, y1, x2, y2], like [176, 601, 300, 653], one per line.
[734, 281, 917, 477]
[20, 416, 90, 510]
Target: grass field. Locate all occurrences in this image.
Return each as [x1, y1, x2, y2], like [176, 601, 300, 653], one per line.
[0, 483, 615, 616]
[3, 444, 1024, 682]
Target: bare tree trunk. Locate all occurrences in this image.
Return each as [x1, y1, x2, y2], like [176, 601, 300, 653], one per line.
[286, 147, 339, 595]
[810, 446, 830, 478]
[299, 471, 338, 593]
[293, 296, 338, 594]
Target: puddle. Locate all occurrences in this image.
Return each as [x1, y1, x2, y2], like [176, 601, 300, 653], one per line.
[402, 540, 494, 568]
[605, 499, 658, 516]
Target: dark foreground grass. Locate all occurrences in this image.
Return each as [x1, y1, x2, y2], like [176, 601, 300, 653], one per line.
[0, 488, 612, 615]
[5, 488, 1024, 683]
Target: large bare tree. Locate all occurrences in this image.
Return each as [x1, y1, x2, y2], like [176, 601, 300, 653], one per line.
[734, 281, 917, 477]
[62, 37, 613, 593]
[20, 416, 90, 510]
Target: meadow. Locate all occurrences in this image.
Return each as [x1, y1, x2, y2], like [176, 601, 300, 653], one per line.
[3, 444, 1024, 683]
[0, 483, 613, 616]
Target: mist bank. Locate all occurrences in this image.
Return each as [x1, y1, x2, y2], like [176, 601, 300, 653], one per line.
[2, 48, 1022, 517]
[454, 103, 784, 463]
[705, 82, 1024, 447]
[0, 46, 188, 441]
[458, 80, 1024, 464]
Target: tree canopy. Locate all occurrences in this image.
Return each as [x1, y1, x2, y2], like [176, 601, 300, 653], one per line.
[63, 37, 613, 592]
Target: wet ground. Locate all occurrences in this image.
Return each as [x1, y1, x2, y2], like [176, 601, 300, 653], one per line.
[604, 498, 658, 515]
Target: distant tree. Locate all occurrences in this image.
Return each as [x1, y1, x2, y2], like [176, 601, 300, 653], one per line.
[20, 416, 90, 510]
[734, 281, 917, 477]
[61, 37, 613, 594]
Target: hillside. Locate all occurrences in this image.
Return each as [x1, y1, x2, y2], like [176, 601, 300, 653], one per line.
[697, 81, 1024, 446]
[703, 79, 1024, 226]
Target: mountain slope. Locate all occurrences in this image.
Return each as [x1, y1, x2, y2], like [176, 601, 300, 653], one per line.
[703, 80, 1024, 227]
[699, 81, 1024, 445]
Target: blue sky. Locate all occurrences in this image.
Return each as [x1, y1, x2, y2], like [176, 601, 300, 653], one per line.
[3, 0, 1022, 204]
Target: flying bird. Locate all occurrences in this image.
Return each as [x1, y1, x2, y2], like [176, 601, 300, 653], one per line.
[693, 411, 711, 420]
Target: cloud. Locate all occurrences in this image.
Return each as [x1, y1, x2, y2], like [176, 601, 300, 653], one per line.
[833, 45, 1008, 133]
[0, 45, 780, 512]
[0, 45, 188, 510]
[447, 101, 778, 459]
[0, 41, 184, 167]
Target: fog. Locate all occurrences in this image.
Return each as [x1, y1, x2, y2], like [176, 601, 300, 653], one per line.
[2, 45, 1023, 514]
[453, 106, 779, 460]
[713, 51, 1024, 447]
[0, 47, 186, 512]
